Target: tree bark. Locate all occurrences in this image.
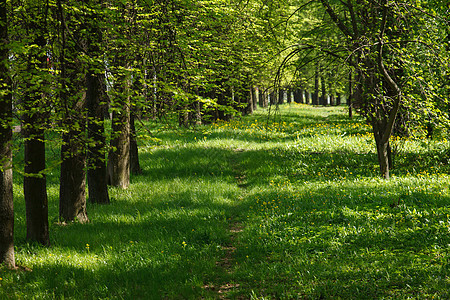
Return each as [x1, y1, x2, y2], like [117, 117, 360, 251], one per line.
[24, 126, 49, 243]
[107, 74, 131, 189]
[87, 71, 110, 204]
[0, 0, 15, 267]
[57, 0, 89, 222]
[60, 129, 89, 222]
[278, 89, 284, 104]
[313, 63, 319, 105]
[130, 111, 142, 175]
[252, 87, 258, 111]
[23, 11, 49, 245]
[320, 75, 326, 105]
[348, 65, 353, 118]
[85, 3, 110, 204]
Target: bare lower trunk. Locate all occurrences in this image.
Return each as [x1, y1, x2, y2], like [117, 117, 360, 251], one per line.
[0, 0, 14, 268]
[0, 166, 14, 268]
[130, 112, 142, 175]
[24, 130, 49, 245]
[108, 103, 130, 189]
[60, 129, 89, 223]
[87, 72, 110, 204]
[376, 139, 390, 179]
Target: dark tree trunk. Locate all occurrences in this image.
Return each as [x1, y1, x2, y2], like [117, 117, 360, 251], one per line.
[24, 127, 49, 244]
[252, 87, 258, 111]
[244, 87, 254, 115]
[60, 126, 89, 223]
[270, 91, 276, 105]
[278, 89, 284, 104]
[348, 70, 353, 118]
[107, 78, 131, 189]
[86, 72, 110, 204]
[23, 13, 49, 245]
[372, 121, 392, 179]
[194, 99, 202, 125]
[336, 93, 341, 106]
[293, 89, 300, 103]
[130, 112, 142, 175]
[57, 0, 88, 223]
[320, 75, 326, 105]
[313, 64, 319, 105]
[0, 0, 14, 267]
[305, 90, 310, 104]
[85, 1, 110, 205]
[329, 82, 334, 106]
[258, 87, 264, 107]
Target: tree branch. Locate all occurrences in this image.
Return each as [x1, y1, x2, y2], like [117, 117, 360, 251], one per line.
[319, 0, 354, 39]
[377, 0, 401, 145]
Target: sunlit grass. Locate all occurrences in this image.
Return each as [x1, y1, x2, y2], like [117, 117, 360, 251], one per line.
[1, 104, 449, 299]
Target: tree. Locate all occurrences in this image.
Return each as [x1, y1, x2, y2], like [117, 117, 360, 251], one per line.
[0, 0, 15, 268]
[274, 0, 448, 178]
[57, 0, 89, 222]
[85, 0, 110, 204]
[21, 2, 50, 245]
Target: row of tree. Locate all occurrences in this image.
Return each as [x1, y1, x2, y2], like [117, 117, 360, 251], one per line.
[277, 0, 449, 177]
[1, 0, 449, 269]
[0, 0, 283, 268]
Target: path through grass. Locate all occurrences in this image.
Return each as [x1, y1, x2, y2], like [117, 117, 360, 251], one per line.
[1, 104, 449, 299]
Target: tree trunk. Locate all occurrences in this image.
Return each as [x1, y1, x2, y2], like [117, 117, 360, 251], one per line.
[278, 89, 284, 104]
[373, 122, 392, 179]
[252, 87, 258, 111]
[107, 78, 131, 189]
[313, 64, 319, 105]
[348, 69, 353, 118]
[258, 87, 263, 107]
[60, 126, 89, 222]
[57, 0, 88, 223]
[23, 14, 49, 245]
[329, 82, 334, 106]
[130, 111, 142, 175]
[86, 72, 110, 204]
[0, 0, 14, 267]
[320, 75, 326, 105]
[24, 127, 49, 244]
[85, 1, 110, 205]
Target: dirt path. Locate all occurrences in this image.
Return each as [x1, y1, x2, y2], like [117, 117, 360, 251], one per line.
[205, 148, 247, 299]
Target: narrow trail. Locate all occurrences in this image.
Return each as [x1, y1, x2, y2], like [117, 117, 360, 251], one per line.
[206, 148, 247, 299]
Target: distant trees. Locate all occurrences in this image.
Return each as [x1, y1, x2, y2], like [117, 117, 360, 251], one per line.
[274, 0, 449, 178]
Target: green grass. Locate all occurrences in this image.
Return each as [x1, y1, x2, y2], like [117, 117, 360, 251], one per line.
[1, 104, 449, 299]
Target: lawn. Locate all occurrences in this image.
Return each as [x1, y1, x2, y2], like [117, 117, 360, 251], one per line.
[1, 104, 449, 299]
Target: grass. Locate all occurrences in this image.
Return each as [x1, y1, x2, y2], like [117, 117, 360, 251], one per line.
[1, 104, 449, 299]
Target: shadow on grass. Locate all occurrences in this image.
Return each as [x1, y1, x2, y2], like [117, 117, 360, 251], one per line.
[8, 175, 238, 298]
[233, 184, 450, 298]
[7, 105, 449, 299]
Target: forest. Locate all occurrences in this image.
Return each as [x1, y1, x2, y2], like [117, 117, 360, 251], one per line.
[0, 0, 449, 298]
